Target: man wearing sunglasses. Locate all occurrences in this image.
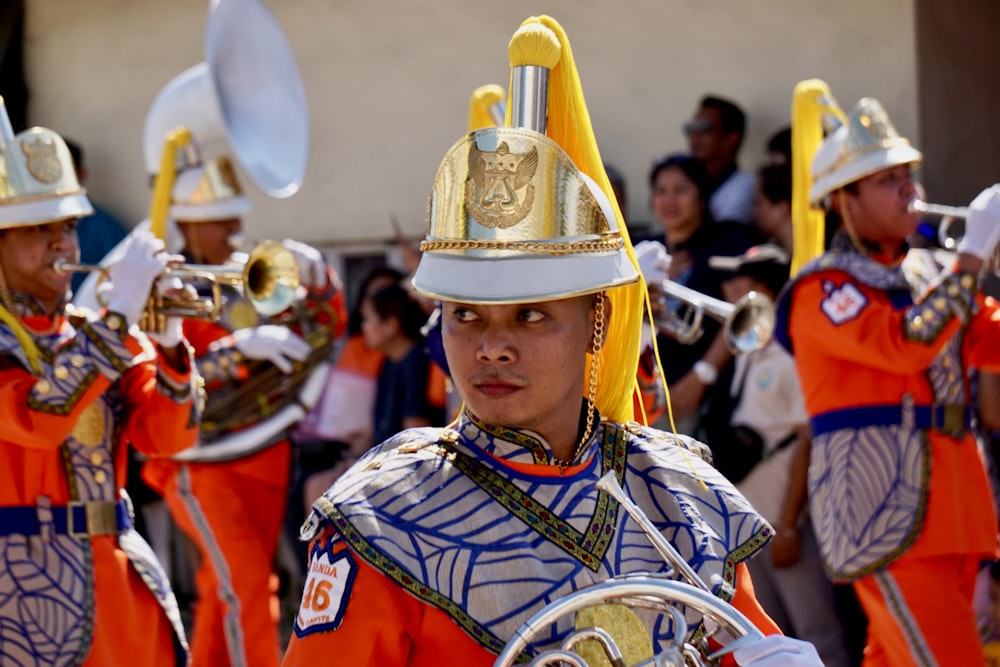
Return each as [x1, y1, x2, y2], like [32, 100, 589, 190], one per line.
[684, 95, 756, 225]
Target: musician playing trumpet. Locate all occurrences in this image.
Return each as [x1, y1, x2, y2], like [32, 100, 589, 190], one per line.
[0, 113, 200, 664]
[141, 156, 347, 667]
[283, 17, 822, 667]
[776, 81, 1000, 665]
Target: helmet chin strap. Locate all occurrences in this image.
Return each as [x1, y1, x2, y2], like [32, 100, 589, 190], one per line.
[836, 189, 870, 256]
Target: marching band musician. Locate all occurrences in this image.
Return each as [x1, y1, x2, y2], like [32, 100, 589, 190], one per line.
[775, 81, 1000, 665]
[141, 155, 348, 667]
[0, 114, 199, 664]
[283, 17, 821, 667]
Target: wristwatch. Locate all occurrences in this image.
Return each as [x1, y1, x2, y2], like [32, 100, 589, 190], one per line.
[692, 360, 718, 386]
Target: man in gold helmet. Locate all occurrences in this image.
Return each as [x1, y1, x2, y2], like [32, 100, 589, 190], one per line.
[139, 153, 348, 667]
[776, 81, 1000, 664]
[283, 17, 823, 667]
[0, 109, 201, 664]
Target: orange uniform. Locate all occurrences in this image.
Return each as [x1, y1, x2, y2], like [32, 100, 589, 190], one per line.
[777, 240, 1000, 665]
[0, 297, 200, 666]
[282, 415, 781, 666]
[144, 273, 346, 667]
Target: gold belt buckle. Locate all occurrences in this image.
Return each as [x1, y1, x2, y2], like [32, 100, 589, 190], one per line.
[67, 500, 119, 538]
[933, 403, 966, 438]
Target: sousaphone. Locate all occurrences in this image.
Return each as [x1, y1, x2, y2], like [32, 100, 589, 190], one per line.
[77, 0, 328, 463]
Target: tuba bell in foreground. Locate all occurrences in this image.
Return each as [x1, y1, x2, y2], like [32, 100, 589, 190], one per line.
[493, 474, 765, 667]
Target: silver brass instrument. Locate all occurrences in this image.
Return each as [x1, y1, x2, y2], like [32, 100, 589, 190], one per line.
[493, 473, 764, 667]
[654, 280, 775, 354]
[909, 199, 966, 250]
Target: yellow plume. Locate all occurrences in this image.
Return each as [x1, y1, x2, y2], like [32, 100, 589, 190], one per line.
[467, 84, 505, 132]
[148, 127, 192, 241]
[0, 305, 42, 375]
[508, 22, 562, 69]
[790, 80, 845, 274]
[511, 16, 645, 425]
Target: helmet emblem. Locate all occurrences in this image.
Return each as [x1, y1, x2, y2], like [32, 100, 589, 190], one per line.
[466, 141, 538, 228]
[21, 136, 63, 184]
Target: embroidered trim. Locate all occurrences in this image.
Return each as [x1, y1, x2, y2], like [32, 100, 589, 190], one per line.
[446, 425, 628, 572]
[472, 417, 550, 464]
[873, 570, 938, 666]
[27, 368, 99, 415]
[317, 497, 527, 662]
[59, 441, 96, 664]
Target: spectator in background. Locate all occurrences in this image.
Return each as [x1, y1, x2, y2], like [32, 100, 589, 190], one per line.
[684, 95, 756, 225]
[753, 163, 794, 254]
[709, 244, 852, 667]
[64, 139, 128, 292]
[298, 268, 404, 509]
[765, 126, 792, 166]
[647, 153, 759, 434]
[363, 284, 444, 445]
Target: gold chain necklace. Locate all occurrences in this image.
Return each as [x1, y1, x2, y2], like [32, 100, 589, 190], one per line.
[552, 293, 605, 469]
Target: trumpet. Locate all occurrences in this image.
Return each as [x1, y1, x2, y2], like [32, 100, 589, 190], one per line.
[909, 199, 966, 250]
[493, 473, 764, 667]
[56, 240, 299, 330]
[654, 280, 775, 355]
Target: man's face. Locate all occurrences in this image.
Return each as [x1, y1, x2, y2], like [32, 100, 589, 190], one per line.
[840, 165, 920, 246]
[441, 296, 595, 438]
[0, 219, 79, 303]
[178, 217, 242, 264]
[685, 107, 733, 164]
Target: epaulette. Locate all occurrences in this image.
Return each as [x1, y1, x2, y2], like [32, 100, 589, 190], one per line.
[64, 303, 99, 329]
[621, 420, 714, 465]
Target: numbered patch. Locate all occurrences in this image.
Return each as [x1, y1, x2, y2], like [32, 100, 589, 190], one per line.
[293, 538, 357, 637]
[821, 282, 868, 325]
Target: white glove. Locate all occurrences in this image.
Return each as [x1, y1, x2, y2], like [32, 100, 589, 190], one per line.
[146, 276, 186, 348]
[733, 635, 823, 667]
[282, 238, 327, 289]
[958, 184, 1000, 259]
[232, 325, 310, 374]
[105, 230, 170, 327]
[634, 240, 672, 286]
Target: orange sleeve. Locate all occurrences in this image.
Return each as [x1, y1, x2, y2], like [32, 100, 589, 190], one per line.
[965, 294, 1000, 372]
[283, 527, 494, 667]
[120, 342, 200, 458]
[0, 364, 110, 450]
[791, 271, 963, 375]
[0, 313, 151, 451]
[729, 562, 782, 636]
[711, 563, 782, 667]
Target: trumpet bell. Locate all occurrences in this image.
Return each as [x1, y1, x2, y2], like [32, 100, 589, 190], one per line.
[726, 291, 776, 355]
[243, 240, 300, 316]
[654, 280, 775, 355]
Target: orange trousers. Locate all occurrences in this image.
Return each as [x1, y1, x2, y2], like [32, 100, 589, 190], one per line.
[853, 553, 986, 666]
[160, 459, 288, 667]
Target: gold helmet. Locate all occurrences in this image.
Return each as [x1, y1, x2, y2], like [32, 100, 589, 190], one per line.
[412, 127, 636, 304]
[0, 100, 93, 228]
[411, 16, 644, 425]
[790, 80, 923, 273]
[809, 96, 923, 205]
[169, 156, 253, 222]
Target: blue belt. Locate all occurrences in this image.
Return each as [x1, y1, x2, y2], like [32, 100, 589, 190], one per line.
[811, 404, 972, 438]
[0, 499, 132, 538]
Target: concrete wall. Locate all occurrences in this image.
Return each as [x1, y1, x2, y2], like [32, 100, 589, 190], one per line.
[915, 0, 1000, 208]
[23, 0, 918, 248]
